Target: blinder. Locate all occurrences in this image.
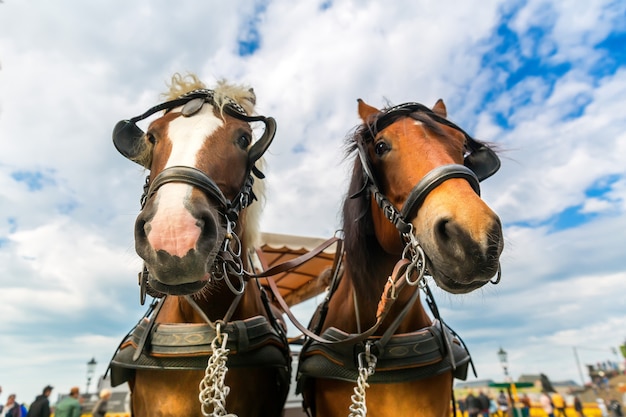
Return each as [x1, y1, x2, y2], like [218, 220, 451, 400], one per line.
[112, 89, 276, 175]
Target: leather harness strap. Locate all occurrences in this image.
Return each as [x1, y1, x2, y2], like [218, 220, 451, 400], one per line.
[251, 236, 342, 278]
[264, 255, 422, 348]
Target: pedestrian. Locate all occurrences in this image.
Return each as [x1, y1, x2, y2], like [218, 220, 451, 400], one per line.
[53, 387, 81, 417]
[573, 395, 585, 417]
[3, 394, 22, 417]
[540, 391, 555, 417]
[489, 397, 499, 417]
[478, 391, 491, 417]
[520, 394, 532, 417]
[91, 389, 112, 417]
[25, 385, 54, 417]
[608, 399, 623, 417]
[552, 391, 567, 417]
[597, 398, 609, 417]
[497, 390, 509, 417]
[466, 390, 481, 417]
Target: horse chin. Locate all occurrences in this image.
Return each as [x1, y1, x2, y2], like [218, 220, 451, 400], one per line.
[148, 276, 208, 296]
[434, 278, 486, 294]
[430, 269, 491, 295]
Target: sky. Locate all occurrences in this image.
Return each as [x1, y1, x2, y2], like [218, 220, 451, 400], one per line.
[1, 0, 625, 408]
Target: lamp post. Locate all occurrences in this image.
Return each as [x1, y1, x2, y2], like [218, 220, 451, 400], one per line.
[497, 347, 516, 417]
[497, 347, 510, 381]
[86, 357, 97, 394]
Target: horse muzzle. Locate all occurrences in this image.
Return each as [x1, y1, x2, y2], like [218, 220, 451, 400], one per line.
[424, 216, 504, 294]
[134, 190, 226, 294]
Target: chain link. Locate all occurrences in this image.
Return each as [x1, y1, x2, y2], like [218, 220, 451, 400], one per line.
[348, 367, 371, 417]
[349, 346, 377, 417]
[199, 326, 237, 417]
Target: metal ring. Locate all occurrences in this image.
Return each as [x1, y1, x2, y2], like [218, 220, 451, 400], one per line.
[405, 245, 426, 286]
[224, 274, 245, 295]
[490, 263, 502, 285]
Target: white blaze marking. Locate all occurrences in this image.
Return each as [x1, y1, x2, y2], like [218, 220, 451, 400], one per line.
[147, 106, 223, 256]
[166, 105, 223, 168]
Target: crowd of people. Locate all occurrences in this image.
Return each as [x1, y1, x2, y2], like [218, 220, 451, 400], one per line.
[461, 389, 532, 417]
[0, 385, 112, 417]
[461, 389, 624, 417]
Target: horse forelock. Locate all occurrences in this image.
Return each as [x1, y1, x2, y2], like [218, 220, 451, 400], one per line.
[162, 73, 257, 115]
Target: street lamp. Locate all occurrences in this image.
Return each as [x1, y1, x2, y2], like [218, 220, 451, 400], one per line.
[497, 347, 509, 380]
[86, 357, 97, 394]
[497, 347, 516, 417]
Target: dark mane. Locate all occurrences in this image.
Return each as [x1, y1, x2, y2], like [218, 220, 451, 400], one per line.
[341, 121, 389, 303]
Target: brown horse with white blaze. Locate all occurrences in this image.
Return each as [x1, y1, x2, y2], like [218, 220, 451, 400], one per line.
[109, 73, 290, 417]
[298, 99, 504, 416]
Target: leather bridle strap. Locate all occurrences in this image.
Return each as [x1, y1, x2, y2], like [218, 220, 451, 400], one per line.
[145, 166, 230, 209]
[355, 141, 481, 236]
[400, 164, 480, 221]
[249, 236, 342, 279]
[141, 165, 257, 224]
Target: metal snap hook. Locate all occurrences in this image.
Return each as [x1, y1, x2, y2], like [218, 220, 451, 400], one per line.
[490, 263, 502, 285]
[405, 245, 426, 286]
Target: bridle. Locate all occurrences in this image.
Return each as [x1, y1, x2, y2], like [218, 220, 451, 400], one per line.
[112, 89, 277, 302]
[355, 102, 499, 234]
[353, 102, 502, 283]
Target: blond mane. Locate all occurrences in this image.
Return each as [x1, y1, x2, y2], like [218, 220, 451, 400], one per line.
[157, 73, 266, 251]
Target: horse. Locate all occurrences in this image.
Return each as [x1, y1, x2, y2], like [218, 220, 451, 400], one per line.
[108, 73, 290, 417]
[297, 99, 504, 416]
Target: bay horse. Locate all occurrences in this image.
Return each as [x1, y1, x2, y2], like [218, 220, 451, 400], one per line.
[108, 73, 290, 417]
[297, 99, 504, 416]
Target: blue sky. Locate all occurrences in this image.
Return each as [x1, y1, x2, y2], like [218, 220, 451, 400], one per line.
[1, 0, 625, 409]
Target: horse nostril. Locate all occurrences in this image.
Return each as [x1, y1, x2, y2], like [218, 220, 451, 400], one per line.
[194, 210, 220, 252]
[135, 219, 147, 239]
[435, 217, 453, 242]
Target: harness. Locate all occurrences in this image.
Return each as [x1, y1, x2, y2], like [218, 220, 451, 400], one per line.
[108, 89, 290, 416]
[284, 102, 501, 416]
[108, 293, 291, 387]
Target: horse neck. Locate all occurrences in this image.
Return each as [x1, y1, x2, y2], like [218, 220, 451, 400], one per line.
[335, 242, 432, 336]
[156, 279, 266, 325]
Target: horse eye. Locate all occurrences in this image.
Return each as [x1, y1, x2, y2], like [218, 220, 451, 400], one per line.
[374, 141, 390, 156]
[146, 133, 156, 145]
[236, 134, 251, 149]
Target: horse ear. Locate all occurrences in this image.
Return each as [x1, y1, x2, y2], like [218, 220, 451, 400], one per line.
[357, 99, 380, 122]
[432, 99, 447, 118]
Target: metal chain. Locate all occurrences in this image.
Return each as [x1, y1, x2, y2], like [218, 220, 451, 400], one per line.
[349, 347, 377, 417]
[199, 325, 237, 417]
[348, 367, 371, 417]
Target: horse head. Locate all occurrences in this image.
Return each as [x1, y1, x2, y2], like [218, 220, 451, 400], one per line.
[345, 98, 503, 294]
[113, 74, 275, 296]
